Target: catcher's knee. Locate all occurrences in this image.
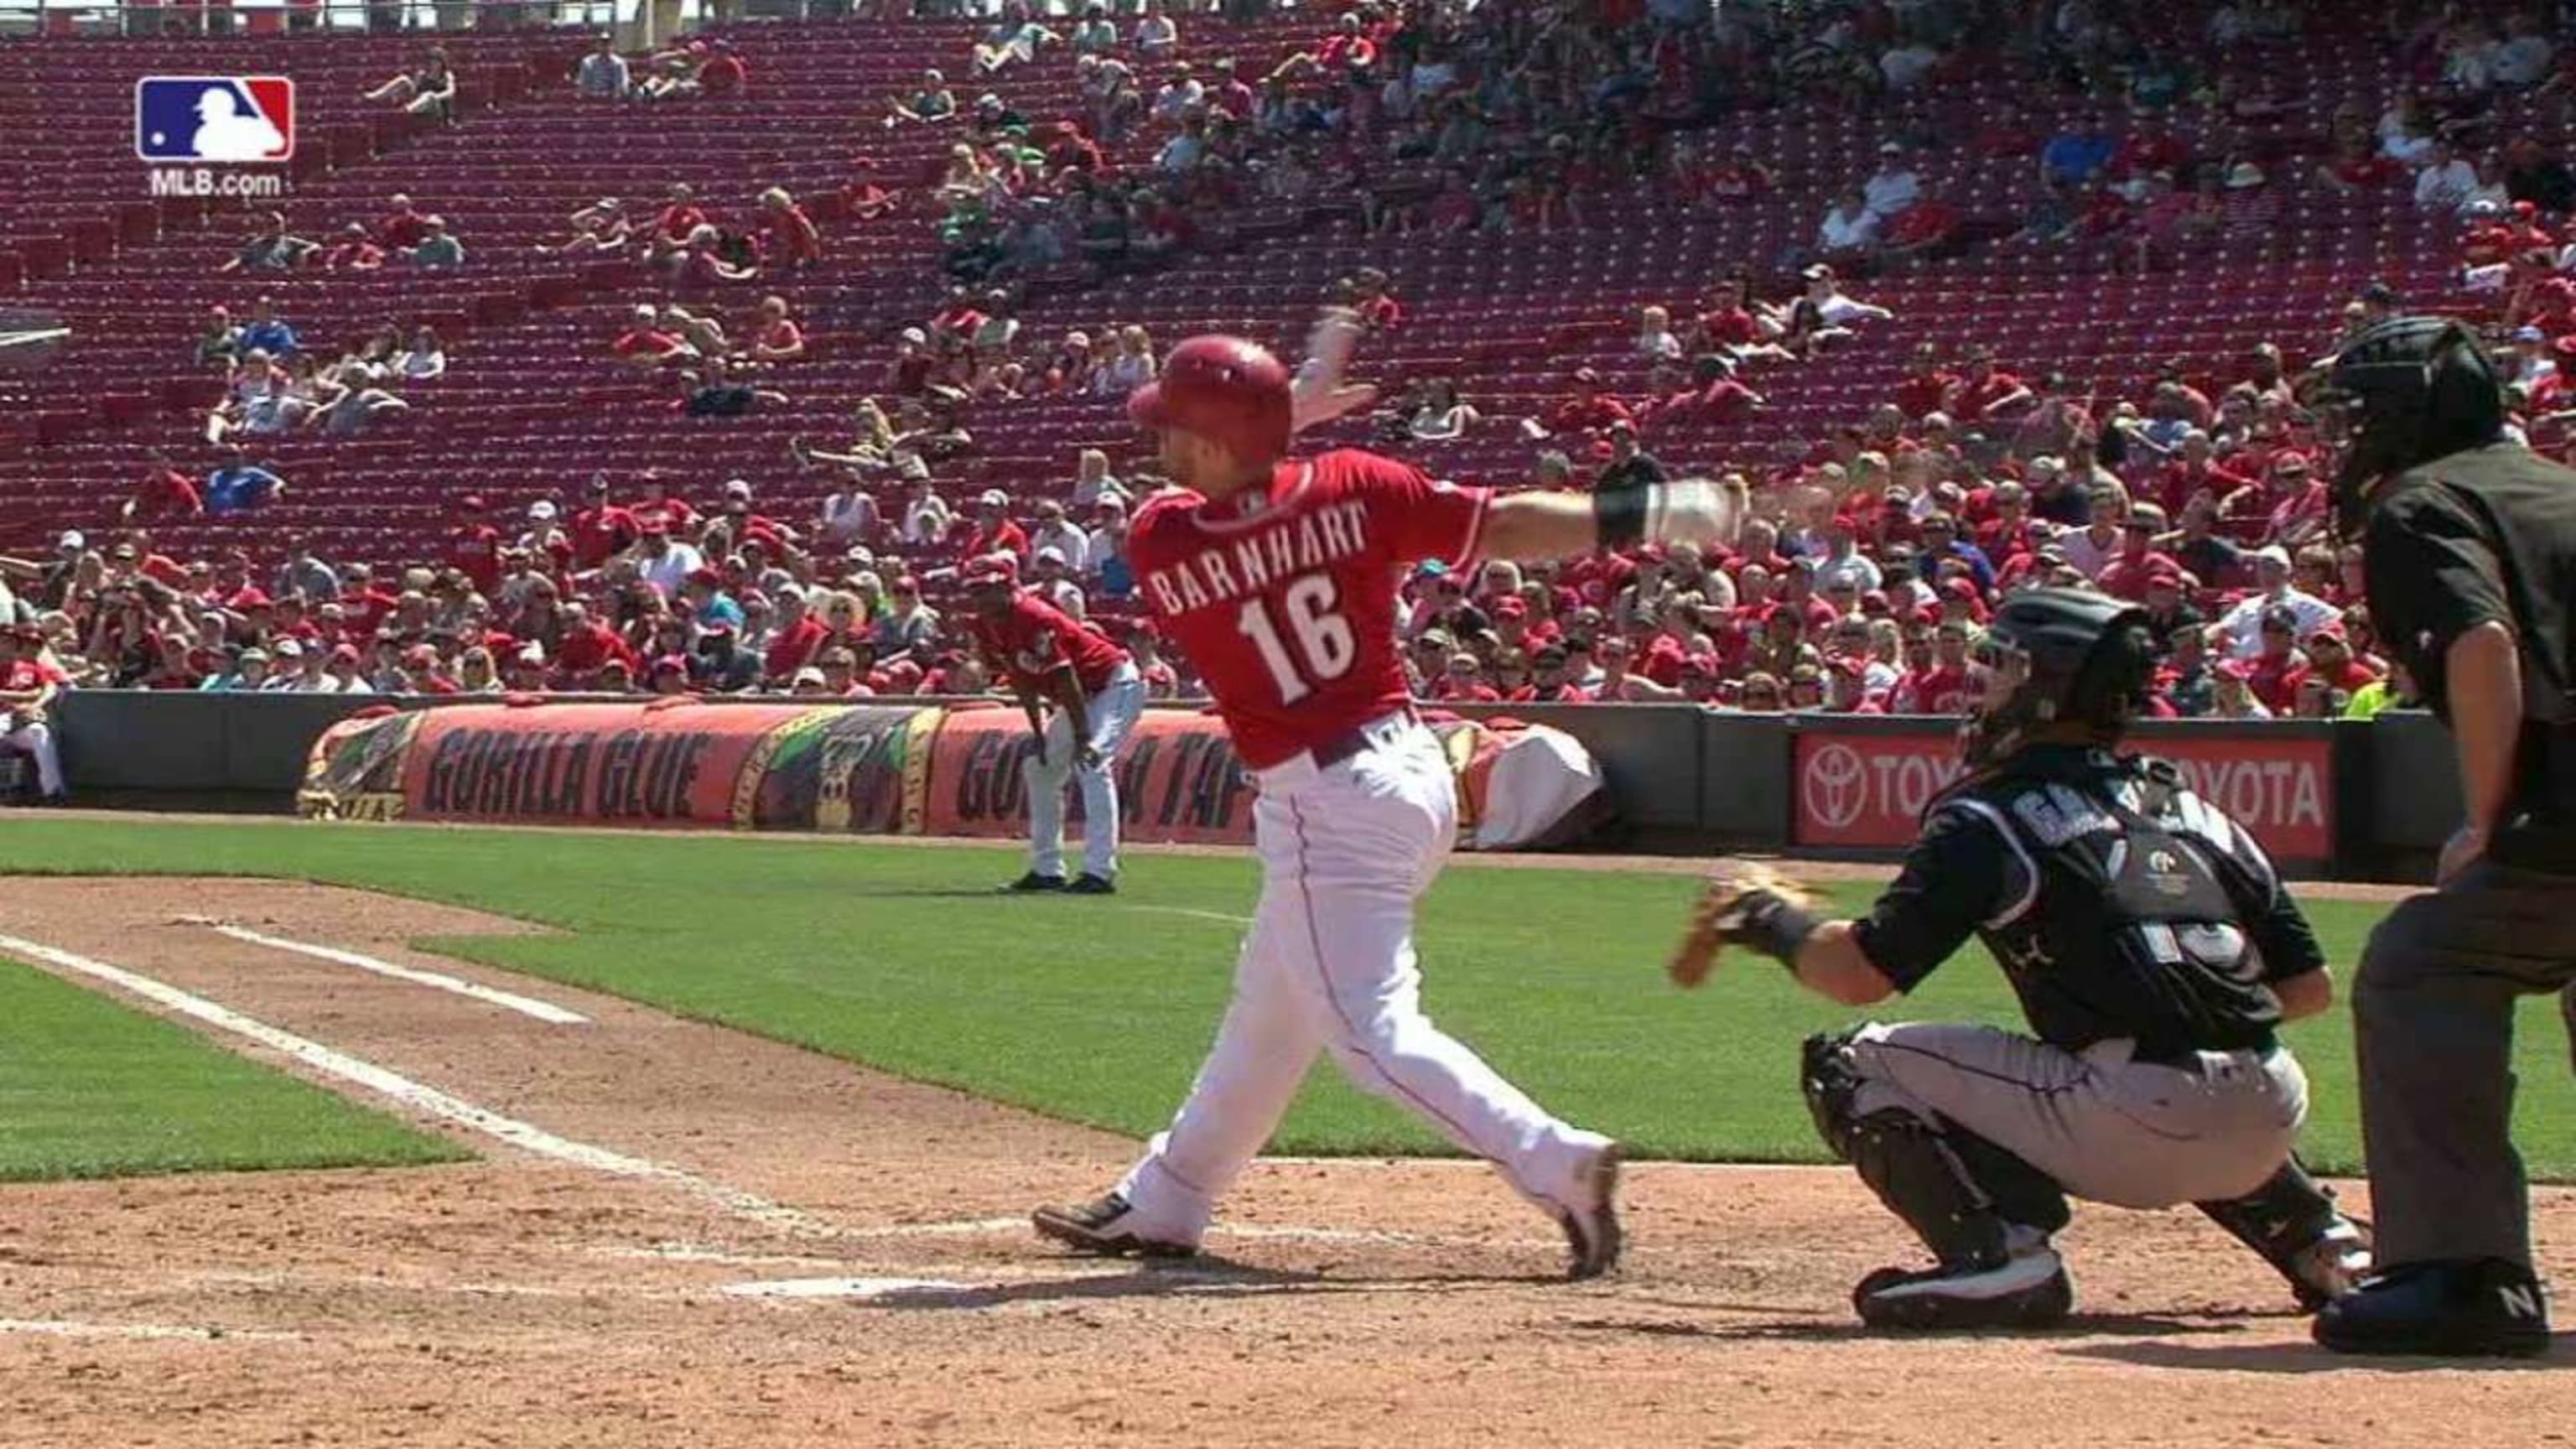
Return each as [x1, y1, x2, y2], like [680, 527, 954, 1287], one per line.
[1800, 1025, 1881, 1159]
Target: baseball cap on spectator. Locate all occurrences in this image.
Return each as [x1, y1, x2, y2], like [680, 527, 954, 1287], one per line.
[330, 642, 361, 662]
[962, 553, 1018, 586]
[684, 567, 722, 589]
[2251, 544, 2293, 572]
[59, 530, 85, 551]
[793, 666, 828, 688]
[978, 489, 1010, 509]
[2127, 501, 2168, 530]
[1035, 546, 1067, 567]
[459, 494, 487, 513]
[1571, 366, 1600, 385]
[2308, 621, 2349, 646]
[273, 639, 304, 659]
[401, 643, 437, 667]
[900, 327, 928, 345]
[723, 478, 754, 501]
[2261, 604, 2300, 633]
[529, 501, 559, 522]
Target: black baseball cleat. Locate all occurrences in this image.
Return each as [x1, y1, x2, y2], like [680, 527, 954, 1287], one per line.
[1556, 1141, 1624, 1280]
[1031, 1192, 1198, 1259]
[1003, 871, 1069, 893]
[1854, 1247, 2075, 1331]
[2313, 1258, 2553, 1358]
[1067, 874, 1118, 896]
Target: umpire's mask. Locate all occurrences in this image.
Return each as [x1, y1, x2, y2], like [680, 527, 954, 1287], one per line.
[1958, 588, 2159, 772]
[2314, 315, 2506, 538]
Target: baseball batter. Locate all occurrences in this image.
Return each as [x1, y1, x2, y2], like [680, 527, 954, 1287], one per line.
[1031, 320, 1732, 1275]
[963, 552, 1145, 895]
[1672, 589, 2368, 1328]
[0, 625, 69, 806]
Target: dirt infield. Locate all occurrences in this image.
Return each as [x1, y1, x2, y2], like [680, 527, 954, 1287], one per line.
[0, 877, 2563, 1448]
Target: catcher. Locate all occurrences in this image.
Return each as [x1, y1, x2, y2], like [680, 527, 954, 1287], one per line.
[1672, 588, 2367, 1329]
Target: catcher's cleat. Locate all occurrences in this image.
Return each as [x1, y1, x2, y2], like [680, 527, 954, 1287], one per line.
[1854, 1246, 2074, 1331]
[1067, 873, 1118, 896]
[2288, 1218, 2374, 1311]
[1556, 1141, 1625, 1280]
[1004, 871, 1069, 893]
[2314, 1259, 2553, 1358]
[1031, 1193, 1199, 1259]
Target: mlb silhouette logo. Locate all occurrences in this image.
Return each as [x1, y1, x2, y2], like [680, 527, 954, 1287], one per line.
[135, 77, 295, 164]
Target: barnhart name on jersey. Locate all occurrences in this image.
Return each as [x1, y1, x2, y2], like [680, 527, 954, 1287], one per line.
[1140, 497, 1374, 617]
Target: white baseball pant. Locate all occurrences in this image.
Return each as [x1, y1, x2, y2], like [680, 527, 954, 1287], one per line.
[1026, 661, 1145, 880]
[3, 719, 63, 798]
[1114, 713, 1609, 1244]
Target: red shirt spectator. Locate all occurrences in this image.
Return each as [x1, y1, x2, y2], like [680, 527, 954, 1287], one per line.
[764, 601, 830, 681]
[762, 199, 821, 266]
[697, 45, 747, 96]
[571, 489, 640, 569]
[127, 462, 203, 521]
[1550, 371, 1633, 435]
[959, 492, 1029, 559]
[448, 499, 503, 596]
[555, 615, 638, 680]
[378, 199, 431, 252]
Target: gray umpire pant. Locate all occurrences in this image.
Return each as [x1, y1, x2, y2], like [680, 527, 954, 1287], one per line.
[2355, 859, 2576, 1269]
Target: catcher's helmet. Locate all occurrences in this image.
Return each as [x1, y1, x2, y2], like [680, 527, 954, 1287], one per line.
[1959, 587, 2158, 771]
[1126, 335, 1293, 464]
[2314, 314, 2505, 535]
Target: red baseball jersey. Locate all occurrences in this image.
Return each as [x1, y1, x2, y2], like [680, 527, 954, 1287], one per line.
[969, 591, 1131, 696]
[1130, 449, 1489, 769]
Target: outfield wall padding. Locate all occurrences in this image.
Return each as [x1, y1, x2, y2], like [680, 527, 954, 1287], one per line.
[294, 698, 1607, 851]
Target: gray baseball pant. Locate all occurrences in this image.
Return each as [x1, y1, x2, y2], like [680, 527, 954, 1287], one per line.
[1842, 1023, 2309, 1210]
[2355, 859, 2576, 1269]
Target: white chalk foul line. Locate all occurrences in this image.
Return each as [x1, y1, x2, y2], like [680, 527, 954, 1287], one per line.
[0, 1318, 298, 1343]
[195, 921, 588, 1026]
[0, 934, 828, 1238]
[1113, 904, 1254, 928]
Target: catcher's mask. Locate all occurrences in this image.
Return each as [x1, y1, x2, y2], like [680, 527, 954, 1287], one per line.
[2311, 314, 2506, 537]
[1958, 588, 2158, 771]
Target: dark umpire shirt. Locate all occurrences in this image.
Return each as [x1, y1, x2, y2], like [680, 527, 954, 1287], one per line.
[2362, 444, 2576, 872]
[1850, 745, 2327, 1059]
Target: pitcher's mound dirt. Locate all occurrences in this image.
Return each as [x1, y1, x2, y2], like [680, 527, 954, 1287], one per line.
[0, 877, 2563, 1449]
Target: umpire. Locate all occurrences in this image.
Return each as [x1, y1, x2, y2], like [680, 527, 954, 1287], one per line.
[1681, 589, 2367, 1330]
[2309, 317, 2574, 1358]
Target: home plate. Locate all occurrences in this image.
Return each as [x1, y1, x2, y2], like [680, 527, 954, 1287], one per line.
[720, 1276, 976, 1301]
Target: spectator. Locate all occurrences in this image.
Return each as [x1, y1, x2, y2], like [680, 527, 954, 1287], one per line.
[696, 39, 747, 98]
[681, 357, 786, 417]
[396, 325, 446, 382]
[237, 296, 298, 357]
[634, 524, 706, 599]
[740, 295, 808, 365]
[219, 211, 315, 273]
[577, 34, 631, 99]
[1026, 499, 1088, 573]
[886, 69, 958, 128]
[870, 576, 939, 665]
[960, 490, 1029, 559]
[1816, 185, 1881, 258]
[1068, 448, 1124, 509]
[2039, 112, 2116, 187]
[1862, 141, 1921, 218]
[0, 626, 69, 805]
[365, 47, 456, 118]
[2414, 142, 2482, 212]
[758, 189, 823, 273]
[2214, 545, 2340, 658]
[1593, 421, 1665, 497]
[122, 449, 203, 522]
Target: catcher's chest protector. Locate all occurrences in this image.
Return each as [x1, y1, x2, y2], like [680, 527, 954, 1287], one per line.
[1950, 756, 2287, 1057]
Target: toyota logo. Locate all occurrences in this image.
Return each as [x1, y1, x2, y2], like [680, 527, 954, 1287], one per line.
[1804, 743, 1869, 830]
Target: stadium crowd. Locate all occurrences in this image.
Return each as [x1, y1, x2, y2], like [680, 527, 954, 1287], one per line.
[19, 0, 2576, 801]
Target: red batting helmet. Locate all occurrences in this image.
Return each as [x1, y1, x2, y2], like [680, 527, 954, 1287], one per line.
[1126, 335, 1292, 463]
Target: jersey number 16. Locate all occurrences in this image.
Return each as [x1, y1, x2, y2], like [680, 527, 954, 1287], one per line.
[1238, 575, 1356, 704]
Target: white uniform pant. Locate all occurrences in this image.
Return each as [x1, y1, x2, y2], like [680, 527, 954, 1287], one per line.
[1114, 715, 1607, 1244]
[1026, 662, 1145, 880]
[3, 719, 62, 797]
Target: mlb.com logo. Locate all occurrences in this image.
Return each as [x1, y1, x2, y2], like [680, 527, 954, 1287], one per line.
[136, 76, 294, 164]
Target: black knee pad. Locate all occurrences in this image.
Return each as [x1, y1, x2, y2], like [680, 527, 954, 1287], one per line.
[1945, 1129, 2073, 1235]
[1843, 1107, 2013, 1269]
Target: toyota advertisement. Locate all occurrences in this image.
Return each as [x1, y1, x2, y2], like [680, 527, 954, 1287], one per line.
[1792, 726, 2336, 865]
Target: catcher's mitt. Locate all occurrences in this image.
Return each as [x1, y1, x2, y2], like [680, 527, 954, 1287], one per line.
[1669, 859, 1818, 989]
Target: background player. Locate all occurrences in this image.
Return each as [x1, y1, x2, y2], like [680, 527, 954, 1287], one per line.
[1031, 319, 1732, 1276]
[963, 552, 1143, 896]
[1, 624, 70, 807]
[2309, 318, 2573, 1358]
[1670, 589, 2368, 1329]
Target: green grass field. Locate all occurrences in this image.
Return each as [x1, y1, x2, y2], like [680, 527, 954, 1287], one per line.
[0, 953, 466, 1181]
[2, 816, 2569, 1180]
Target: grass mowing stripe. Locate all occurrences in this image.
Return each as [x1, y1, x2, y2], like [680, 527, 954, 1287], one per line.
[0, 818, 2568, 1179]
[0, 951, 465, 1182]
